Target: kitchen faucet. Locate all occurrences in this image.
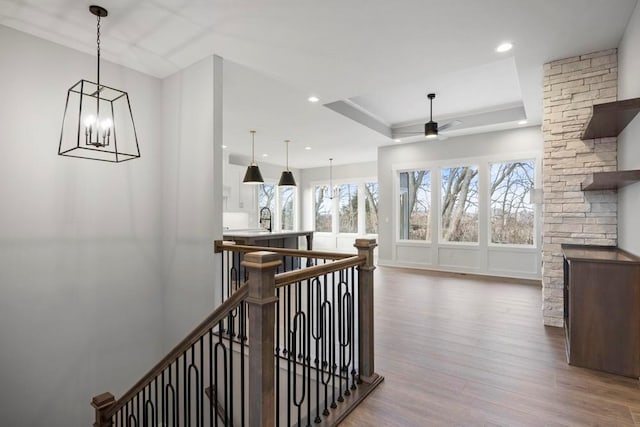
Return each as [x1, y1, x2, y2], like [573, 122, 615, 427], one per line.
[259, 207, 272, 232]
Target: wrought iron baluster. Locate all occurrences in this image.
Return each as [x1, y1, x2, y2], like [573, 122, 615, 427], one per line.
[209, 329, 214, 427]
[331, 270, 337, 409]
[350, 266, 358, 390]
[306, 276, 312, 425]
[200, 337, 204, 427]
[240, 300, 246, 427]
[275, 287, 281, 427]
[291, 308, 307, 426]
[229, 310, 235, 427]
[286, 283, 292, 427]
[161, 369, 166, 425]
[310, 277, 323, 424]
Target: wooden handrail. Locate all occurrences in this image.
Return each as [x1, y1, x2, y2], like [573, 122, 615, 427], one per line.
[275, 255, 366, 288]
[214, 240, 352, 260]
[104, 283, 249, 418]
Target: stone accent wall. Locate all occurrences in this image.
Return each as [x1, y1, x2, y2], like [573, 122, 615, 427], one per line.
[542, 49, 618, 327]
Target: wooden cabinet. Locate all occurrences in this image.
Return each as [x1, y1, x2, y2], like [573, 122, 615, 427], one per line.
[562, 245, 640, 378]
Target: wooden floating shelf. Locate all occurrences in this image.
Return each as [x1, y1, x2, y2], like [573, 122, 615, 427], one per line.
[581, 98, 640, 140]
[581, 170, 640, 191]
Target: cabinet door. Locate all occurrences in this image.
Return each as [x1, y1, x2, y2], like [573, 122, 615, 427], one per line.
[569, 261, 640, 377]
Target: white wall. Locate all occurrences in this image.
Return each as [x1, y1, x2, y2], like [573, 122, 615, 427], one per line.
[0, 26, 164, 426]
[161, 55, 223, 346]
[618, 1, 640, 256]
[377, 127, 543, 279]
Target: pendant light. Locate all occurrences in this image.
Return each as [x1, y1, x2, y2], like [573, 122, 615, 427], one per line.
[58, 5, 140, 162]
[324, 158, 339, 199]
[278, 140, 296, 187]
[243, 130, 264, 184]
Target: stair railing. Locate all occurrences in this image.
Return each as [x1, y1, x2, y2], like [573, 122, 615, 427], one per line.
[93, 238, 382, 427]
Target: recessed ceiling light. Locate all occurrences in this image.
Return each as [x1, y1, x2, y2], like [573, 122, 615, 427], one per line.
[496, 42, 513, 53]
[262, 153, 268, 157]
[305, 146, 312, 150]
[221, 144, 228, 149]
[394, 139, 401, 142]
[518, 120, 528, 125]
[308, 96, 320, 103]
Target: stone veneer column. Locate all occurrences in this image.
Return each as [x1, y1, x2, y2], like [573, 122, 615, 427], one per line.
[542, 49, 618, 327]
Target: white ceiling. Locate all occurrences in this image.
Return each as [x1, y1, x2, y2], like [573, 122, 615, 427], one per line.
[1, 0, 638, 168]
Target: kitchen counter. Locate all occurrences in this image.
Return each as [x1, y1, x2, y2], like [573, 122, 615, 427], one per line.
[223, 230, 314, 250]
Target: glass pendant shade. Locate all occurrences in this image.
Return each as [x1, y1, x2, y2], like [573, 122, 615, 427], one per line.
[243, 130, 264, 184]
[278, 170, 296, 186]
[58, 6, 140, 162]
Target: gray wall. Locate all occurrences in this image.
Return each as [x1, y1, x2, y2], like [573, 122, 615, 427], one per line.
[0, 25, 164, 426]
[618, 1, 640, 256]
[161, 55, 223, 346]
[0, 26, 223, 426]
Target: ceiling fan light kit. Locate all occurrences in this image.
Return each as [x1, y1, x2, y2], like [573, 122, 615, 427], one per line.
[425, 121, 438, 139]
[425, 93, 439, 139]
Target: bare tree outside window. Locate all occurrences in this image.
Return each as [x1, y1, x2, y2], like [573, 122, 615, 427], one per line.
[315, 186, 332, 232]
[399, 171, 431, 240]
[258, 183, 276, 217]
[441, 166, 479, 242]
[339, 184, 358, 233]
[490, 160, 535, 245]
[279, 186, 295, 231]
[364, 182, 379, 234]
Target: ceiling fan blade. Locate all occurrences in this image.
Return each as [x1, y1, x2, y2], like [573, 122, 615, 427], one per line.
[438, 120, 462, 132]
[391, 131, 423, 135]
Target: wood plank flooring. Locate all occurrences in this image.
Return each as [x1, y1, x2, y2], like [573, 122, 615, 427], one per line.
[341, 267, 640, 426]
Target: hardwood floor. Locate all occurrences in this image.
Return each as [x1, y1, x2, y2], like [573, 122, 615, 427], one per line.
[341, 267, 640, 426]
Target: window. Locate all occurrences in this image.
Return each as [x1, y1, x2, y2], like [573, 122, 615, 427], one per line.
[315, 186, 332, 232]
[490, 160, 535, 245]
[258, 183, 276, 217]
[399, 170, 431, 240]
[279, 186, 295, 231]
[338, 183, 358, 233]
[364, 182, 379, 234]
[441, 166, 478, 242]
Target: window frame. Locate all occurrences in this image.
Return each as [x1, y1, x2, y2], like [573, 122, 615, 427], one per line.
[310, 178, 378, 236]
[393, 153, 540, 250]
[397, 169, 432, 243]
[256, 182, 298, 232]
[487, 157, 536, 248]
[438, 164, 480, 246]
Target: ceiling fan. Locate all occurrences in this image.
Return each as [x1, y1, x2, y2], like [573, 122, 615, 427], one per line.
[392, 93, 462, 140]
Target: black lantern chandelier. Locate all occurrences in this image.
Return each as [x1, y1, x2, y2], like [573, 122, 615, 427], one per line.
[278, 139, 296, 187]
[58, 5, 140, 162]
[243, 130, 264, 184]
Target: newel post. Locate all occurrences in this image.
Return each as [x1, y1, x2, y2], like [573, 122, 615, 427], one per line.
[243, 251, 281, 427]
[91, 392, 115, 427]
[354, 238, 378, 383]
